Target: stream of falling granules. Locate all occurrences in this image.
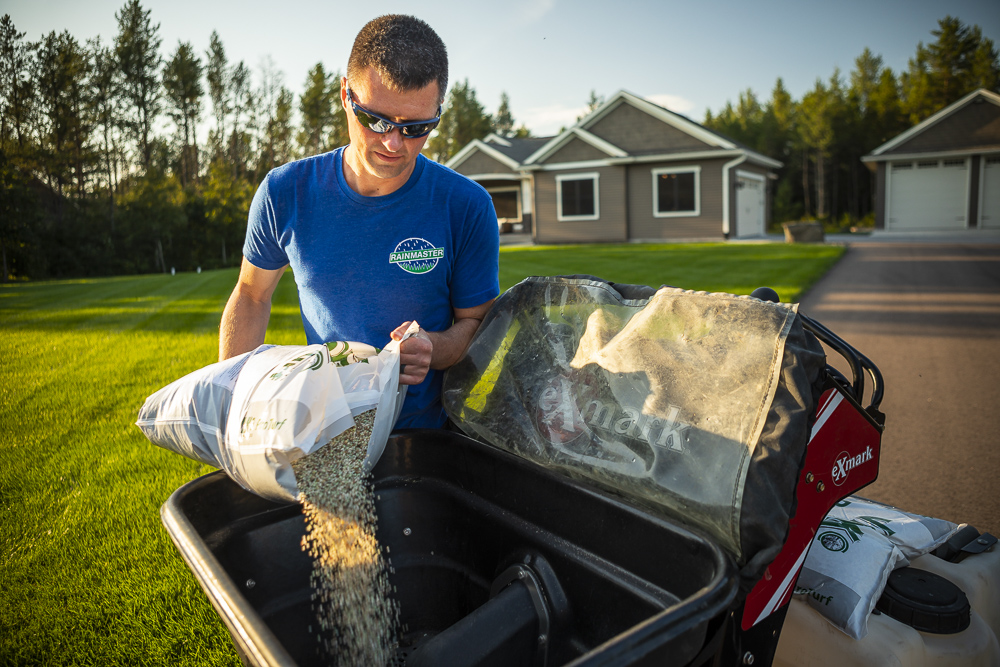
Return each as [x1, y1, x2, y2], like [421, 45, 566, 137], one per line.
[292, 410, 400, 665]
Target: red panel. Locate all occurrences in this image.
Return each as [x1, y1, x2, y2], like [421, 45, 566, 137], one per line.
[741, 384, 883, 629]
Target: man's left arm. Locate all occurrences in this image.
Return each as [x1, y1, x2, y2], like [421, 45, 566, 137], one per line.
[391, 299, 495, 385]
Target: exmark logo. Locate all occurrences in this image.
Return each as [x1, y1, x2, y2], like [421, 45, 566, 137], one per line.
[831, 446, 874, 486]
[390, 238, 444, 274]
[535, 374, 689, 452]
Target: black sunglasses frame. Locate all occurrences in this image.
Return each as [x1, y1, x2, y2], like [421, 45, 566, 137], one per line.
[345, 87, 441, 138]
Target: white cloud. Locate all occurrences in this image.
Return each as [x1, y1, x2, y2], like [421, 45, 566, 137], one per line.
[517, 0, 557, 23]
[521, 104, 587, 136]
[644, 94, 696, 115]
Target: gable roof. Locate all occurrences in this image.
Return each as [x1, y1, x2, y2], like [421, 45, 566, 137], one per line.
[523, 90, 781, 169]
[863, 88, 1000, 162]
[445, 134, 553, 171]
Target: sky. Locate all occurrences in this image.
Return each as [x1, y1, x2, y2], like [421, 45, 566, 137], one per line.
[5, 0, 1000, 137]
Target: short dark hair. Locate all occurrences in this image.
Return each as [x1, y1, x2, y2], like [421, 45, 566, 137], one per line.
[347, 15, 448, 104]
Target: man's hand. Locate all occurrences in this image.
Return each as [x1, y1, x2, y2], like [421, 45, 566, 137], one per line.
[389, 300, 494, 386]
[391, 322, 433, 385]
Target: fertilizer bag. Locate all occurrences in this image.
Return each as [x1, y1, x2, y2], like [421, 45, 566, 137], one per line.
[137, 326, 414, 502]
[442, 276, 825, 589]
[794, 495, 960, 639]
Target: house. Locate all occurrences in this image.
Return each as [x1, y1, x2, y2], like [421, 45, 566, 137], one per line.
[862, 89, 1000, 232]
[445, 134, 552, 234]
[446, 90, 782, 243]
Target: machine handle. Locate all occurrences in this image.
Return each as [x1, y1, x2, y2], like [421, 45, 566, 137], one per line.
[750, 288, 885, 424]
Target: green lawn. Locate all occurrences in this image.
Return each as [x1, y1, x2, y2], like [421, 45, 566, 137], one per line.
[0, 242, 843, 665]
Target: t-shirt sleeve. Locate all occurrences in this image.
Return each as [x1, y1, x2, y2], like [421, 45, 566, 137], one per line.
[451, 189, 501, 309]
[243, 173, 289, 270]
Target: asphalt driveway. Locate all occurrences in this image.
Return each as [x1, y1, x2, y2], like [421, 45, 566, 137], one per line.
[798, 236, 1000, 535]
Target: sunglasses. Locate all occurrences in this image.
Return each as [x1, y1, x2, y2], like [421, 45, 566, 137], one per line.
[345, 87, 441, 138]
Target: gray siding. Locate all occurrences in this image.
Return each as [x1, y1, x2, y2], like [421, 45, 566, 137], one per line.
[885, 100, 1000, 155]
[626, 158, 729, 239]
[534, 167, 628, 244]
[874, 163, 886, 229]
[589, 102, 712, 155]
[543, 137, 609, 164]
[455, 150, 516, 176]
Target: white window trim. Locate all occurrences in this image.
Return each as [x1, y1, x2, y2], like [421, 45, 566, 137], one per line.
[652, 165, 701, 218]
[489, 186, 522, 223]
[556, 172, 600, 221]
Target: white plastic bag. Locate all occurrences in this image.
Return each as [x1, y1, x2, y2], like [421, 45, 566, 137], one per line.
[137, 323, 417, 503]
[136, 347, 267, 467]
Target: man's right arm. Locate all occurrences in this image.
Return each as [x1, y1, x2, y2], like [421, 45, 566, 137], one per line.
[219, 258, 287, 361]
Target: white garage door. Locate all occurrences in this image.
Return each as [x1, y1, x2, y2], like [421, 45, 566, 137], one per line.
[981, 157, 1000, 229]
[735, 173, 765, 237]
[887, 159, 969, 230]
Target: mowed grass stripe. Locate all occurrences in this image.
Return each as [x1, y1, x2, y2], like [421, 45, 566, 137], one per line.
[498, 243, 843, 302]
[1, 242, 845, 665]
[3, 270, 239, 335]
[2, 273, 246, 665]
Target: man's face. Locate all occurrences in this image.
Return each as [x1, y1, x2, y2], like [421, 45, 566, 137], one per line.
[341, 67, 440, 192]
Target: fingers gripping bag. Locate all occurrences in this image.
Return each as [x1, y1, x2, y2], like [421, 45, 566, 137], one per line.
[136, 323, 416, 503]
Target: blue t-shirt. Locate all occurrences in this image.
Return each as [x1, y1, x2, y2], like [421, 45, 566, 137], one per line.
[244, 147, 500, 428]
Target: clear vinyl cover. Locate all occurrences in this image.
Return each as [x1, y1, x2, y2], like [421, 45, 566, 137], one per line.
[443, 276, 825, 588]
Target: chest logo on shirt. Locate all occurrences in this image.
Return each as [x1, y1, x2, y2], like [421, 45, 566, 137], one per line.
[389, 237, 444, 275]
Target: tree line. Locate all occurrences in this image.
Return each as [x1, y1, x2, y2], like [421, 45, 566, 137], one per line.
[702, 16, 999, 226]
[0, 2, 526, 281]
[1, 9, 997, 281]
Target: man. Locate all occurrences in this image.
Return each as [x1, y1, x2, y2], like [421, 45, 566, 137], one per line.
[219, 15, 500, 429]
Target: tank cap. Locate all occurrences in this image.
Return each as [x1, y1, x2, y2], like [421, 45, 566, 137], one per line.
[875, 567, 970, 634]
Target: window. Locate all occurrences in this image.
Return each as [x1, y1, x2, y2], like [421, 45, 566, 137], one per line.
[652, 166, 700, 218]
[556, 173, 600, 221]
[489, 188, 521, 222]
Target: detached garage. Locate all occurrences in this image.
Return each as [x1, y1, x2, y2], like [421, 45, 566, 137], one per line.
[863, 89, 1000, 232]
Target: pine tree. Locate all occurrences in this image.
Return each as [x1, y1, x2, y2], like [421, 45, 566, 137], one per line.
[297, 62, 337, 157]
[35, 30, 94, 196]
[492, 91, 515, 137]
[113, 0, 162, 172]
[902, 16, 1000, 123]
[162, 41, 202, 185]
[425, 79, 491, 162]
[273, 87, 295, 164]
[228, 60, 252, 175]
[799, 79, 836, 219]
[577, 89, 604, 122]
[205, 31, 230, 164]
[0, 15, 35, 154]
[88, 37, 124, 230]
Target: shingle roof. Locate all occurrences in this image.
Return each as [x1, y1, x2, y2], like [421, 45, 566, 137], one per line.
[484, 137, 554, 163]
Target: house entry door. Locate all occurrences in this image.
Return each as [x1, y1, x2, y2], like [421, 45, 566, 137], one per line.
[736, 172, 765, 237]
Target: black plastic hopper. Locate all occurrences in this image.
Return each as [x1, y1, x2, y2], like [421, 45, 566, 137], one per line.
[162, 429, 737, 666]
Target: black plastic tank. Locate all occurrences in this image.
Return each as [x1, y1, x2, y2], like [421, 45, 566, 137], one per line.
[161, 429, 737, 666]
